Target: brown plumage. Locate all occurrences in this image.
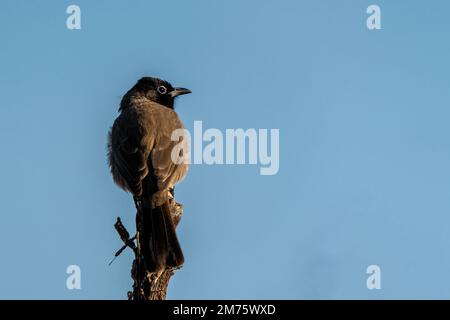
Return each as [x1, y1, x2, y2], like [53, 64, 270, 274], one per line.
[107, 77, 191, 272]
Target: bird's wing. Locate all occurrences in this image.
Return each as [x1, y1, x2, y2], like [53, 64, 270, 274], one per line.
[108, 108, 150, 196]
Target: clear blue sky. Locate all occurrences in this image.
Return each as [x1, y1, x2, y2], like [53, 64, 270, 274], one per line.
[1, 0, 450, 299]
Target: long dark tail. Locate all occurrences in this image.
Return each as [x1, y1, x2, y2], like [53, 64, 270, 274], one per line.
[139, 201, 184, 272]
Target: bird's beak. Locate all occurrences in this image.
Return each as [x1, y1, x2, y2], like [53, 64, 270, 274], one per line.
[170, 87, 192, 98]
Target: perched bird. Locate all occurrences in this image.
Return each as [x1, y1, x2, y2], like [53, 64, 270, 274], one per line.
[108, 77, 191, 272]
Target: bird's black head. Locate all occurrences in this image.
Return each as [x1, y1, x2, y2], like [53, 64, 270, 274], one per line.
[128, 77, 191, 109]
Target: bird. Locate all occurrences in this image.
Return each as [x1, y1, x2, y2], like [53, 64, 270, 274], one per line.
[107, 76, 191, 273]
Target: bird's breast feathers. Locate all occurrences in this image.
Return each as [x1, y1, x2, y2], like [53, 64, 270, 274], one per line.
[133, 99, 189, 189]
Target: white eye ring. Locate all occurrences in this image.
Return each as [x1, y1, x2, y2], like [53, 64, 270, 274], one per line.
[157, 86, 167, 94]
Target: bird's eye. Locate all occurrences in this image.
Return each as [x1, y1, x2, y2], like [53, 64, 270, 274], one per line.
[157, 86, 167, 95]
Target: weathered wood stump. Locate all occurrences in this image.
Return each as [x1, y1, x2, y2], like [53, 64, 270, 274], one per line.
[128, 195, 184, 300]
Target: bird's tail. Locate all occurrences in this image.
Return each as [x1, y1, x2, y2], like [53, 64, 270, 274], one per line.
[139, 201, 184, 273]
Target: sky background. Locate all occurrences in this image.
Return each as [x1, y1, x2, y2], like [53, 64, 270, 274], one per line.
[1, 0, 450, 299]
